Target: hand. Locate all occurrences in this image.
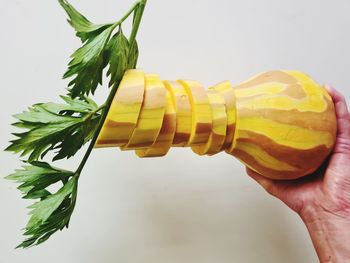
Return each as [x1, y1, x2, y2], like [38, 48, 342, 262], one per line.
[246, 85, 350, 262]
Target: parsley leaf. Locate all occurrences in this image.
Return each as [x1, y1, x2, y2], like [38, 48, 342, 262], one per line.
[7, 161, 74, 199]
[7, 162, 77, 248]
[64, 26, 114, 97]
[105, 29, 130, 87]
[6, 0, 147, 249]
[60, 0, 117, 97]
[58, 0, 112, 43]
[6, 96, 102, 162]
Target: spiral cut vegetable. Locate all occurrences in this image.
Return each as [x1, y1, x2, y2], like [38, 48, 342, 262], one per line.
[95, 69, 337, 180]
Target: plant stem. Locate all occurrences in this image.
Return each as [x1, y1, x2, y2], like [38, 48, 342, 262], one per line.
[75, 0, 147, 176]
[111, 0, 144, 30]
[129, 0, 147, 46]
[75, 81, 118, 175]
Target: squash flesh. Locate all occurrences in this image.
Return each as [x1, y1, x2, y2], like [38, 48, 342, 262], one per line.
[163, 80, 192, 146]
[122, 74, 166, 150]
[177, 80, 212, 145]
[95, 69, 144, 148]
[191, 88, 227, 155]
[211, 81, 236, 151]
[136, 88, 176, 157]
[95, 69, 337, 180]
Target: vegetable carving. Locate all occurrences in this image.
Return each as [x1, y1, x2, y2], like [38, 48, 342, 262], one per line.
[5, 0, 336, 248]
[96, 70, 337, 180]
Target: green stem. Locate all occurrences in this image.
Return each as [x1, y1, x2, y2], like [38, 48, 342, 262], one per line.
[75, 0, 147, 176]
[111, 0, 144, 31]
[75, 80, 118, 175]
[129, 0, 147, 46]
[83, 104, 105, 122]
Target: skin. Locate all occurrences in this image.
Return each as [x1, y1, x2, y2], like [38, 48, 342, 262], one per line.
[246, 85, 350, 262]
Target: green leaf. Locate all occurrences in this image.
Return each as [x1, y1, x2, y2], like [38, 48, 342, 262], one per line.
[23, 189, 51, 200]
[6, 97, 101, 161]
[6, 162, 78, 248]
[6, 161, 74, 198]
[64, 26, 114, 97]
[105, 29, 130, 87]
[19, 192, 76, 248]
[26, 177, 76, 230]
[60, 95, 98, 112]
[58, 0, 111, 42]
[127, 41, 139, 69]
[52, 115, 100, 161]
[7, 0, 147, 249]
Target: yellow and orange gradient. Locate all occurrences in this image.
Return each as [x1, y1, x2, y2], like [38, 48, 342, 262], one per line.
[95, 69, 337, 180]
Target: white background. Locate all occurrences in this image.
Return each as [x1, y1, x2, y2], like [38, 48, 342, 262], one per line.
[1, 0, 349, 262]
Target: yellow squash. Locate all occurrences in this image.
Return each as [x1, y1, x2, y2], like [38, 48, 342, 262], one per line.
[163, 80, 192, 146]
[136, 87, 176, 157]
[95, 69, 337, 180]
[95, 69, 144, 147]
[191, 88, 227, 155]
[228, 70, 336, 179]
[177, 79, 212, 145]
[122, 74, 166, 150]
[211, 81, 237, 152]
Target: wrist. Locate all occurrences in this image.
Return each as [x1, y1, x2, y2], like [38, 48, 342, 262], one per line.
[300, 205, 350, 262]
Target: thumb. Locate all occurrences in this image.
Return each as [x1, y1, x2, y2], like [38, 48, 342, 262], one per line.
[246, 167, 277, 196]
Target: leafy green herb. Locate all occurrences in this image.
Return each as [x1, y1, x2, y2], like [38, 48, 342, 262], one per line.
[64, 26, 114, 97]
[6, 96, 102, 162]
[105, 29, 130, 87]
[58, 0, 112, 43]
[59, 0, 116, 97]
[7, 0, 147, 248]
[6, 162, 77, 248]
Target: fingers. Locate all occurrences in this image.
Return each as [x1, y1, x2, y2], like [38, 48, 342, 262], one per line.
[245, 167, 276, 195]
[325, 85, 350, 139]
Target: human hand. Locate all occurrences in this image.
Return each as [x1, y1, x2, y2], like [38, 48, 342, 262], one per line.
[246, 85, 350, 262]
[246, 85, 350, 217]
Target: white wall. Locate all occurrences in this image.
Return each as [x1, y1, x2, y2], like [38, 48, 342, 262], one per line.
[1, 0, 349, 262]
